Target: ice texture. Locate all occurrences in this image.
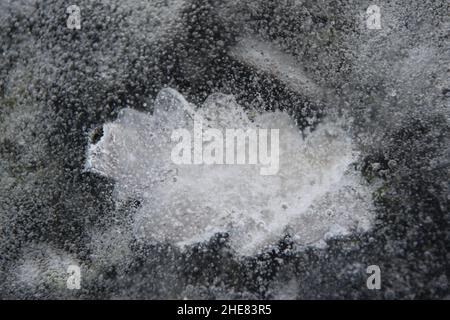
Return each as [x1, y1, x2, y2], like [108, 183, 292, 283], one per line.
[1, 0, 448, 299]
[86, 88, 374, 256]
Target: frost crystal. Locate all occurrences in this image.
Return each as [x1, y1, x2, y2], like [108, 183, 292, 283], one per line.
[87, 88, 374, 256]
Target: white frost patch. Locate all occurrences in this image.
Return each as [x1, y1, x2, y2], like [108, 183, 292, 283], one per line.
[229, 37, 323, 101]
[13, 244, 79, 291]
[86, 88, 374, 256]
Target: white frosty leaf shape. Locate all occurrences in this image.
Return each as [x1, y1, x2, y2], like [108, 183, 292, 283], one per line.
[86, 88, 374, 256]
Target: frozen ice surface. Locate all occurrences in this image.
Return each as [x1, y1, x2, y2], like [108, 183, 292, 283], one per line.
[6, 244, 80, 298]
[229, 37, 323, 101]
[87, 88, 374, 256]
[0, 0, 448, 299]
